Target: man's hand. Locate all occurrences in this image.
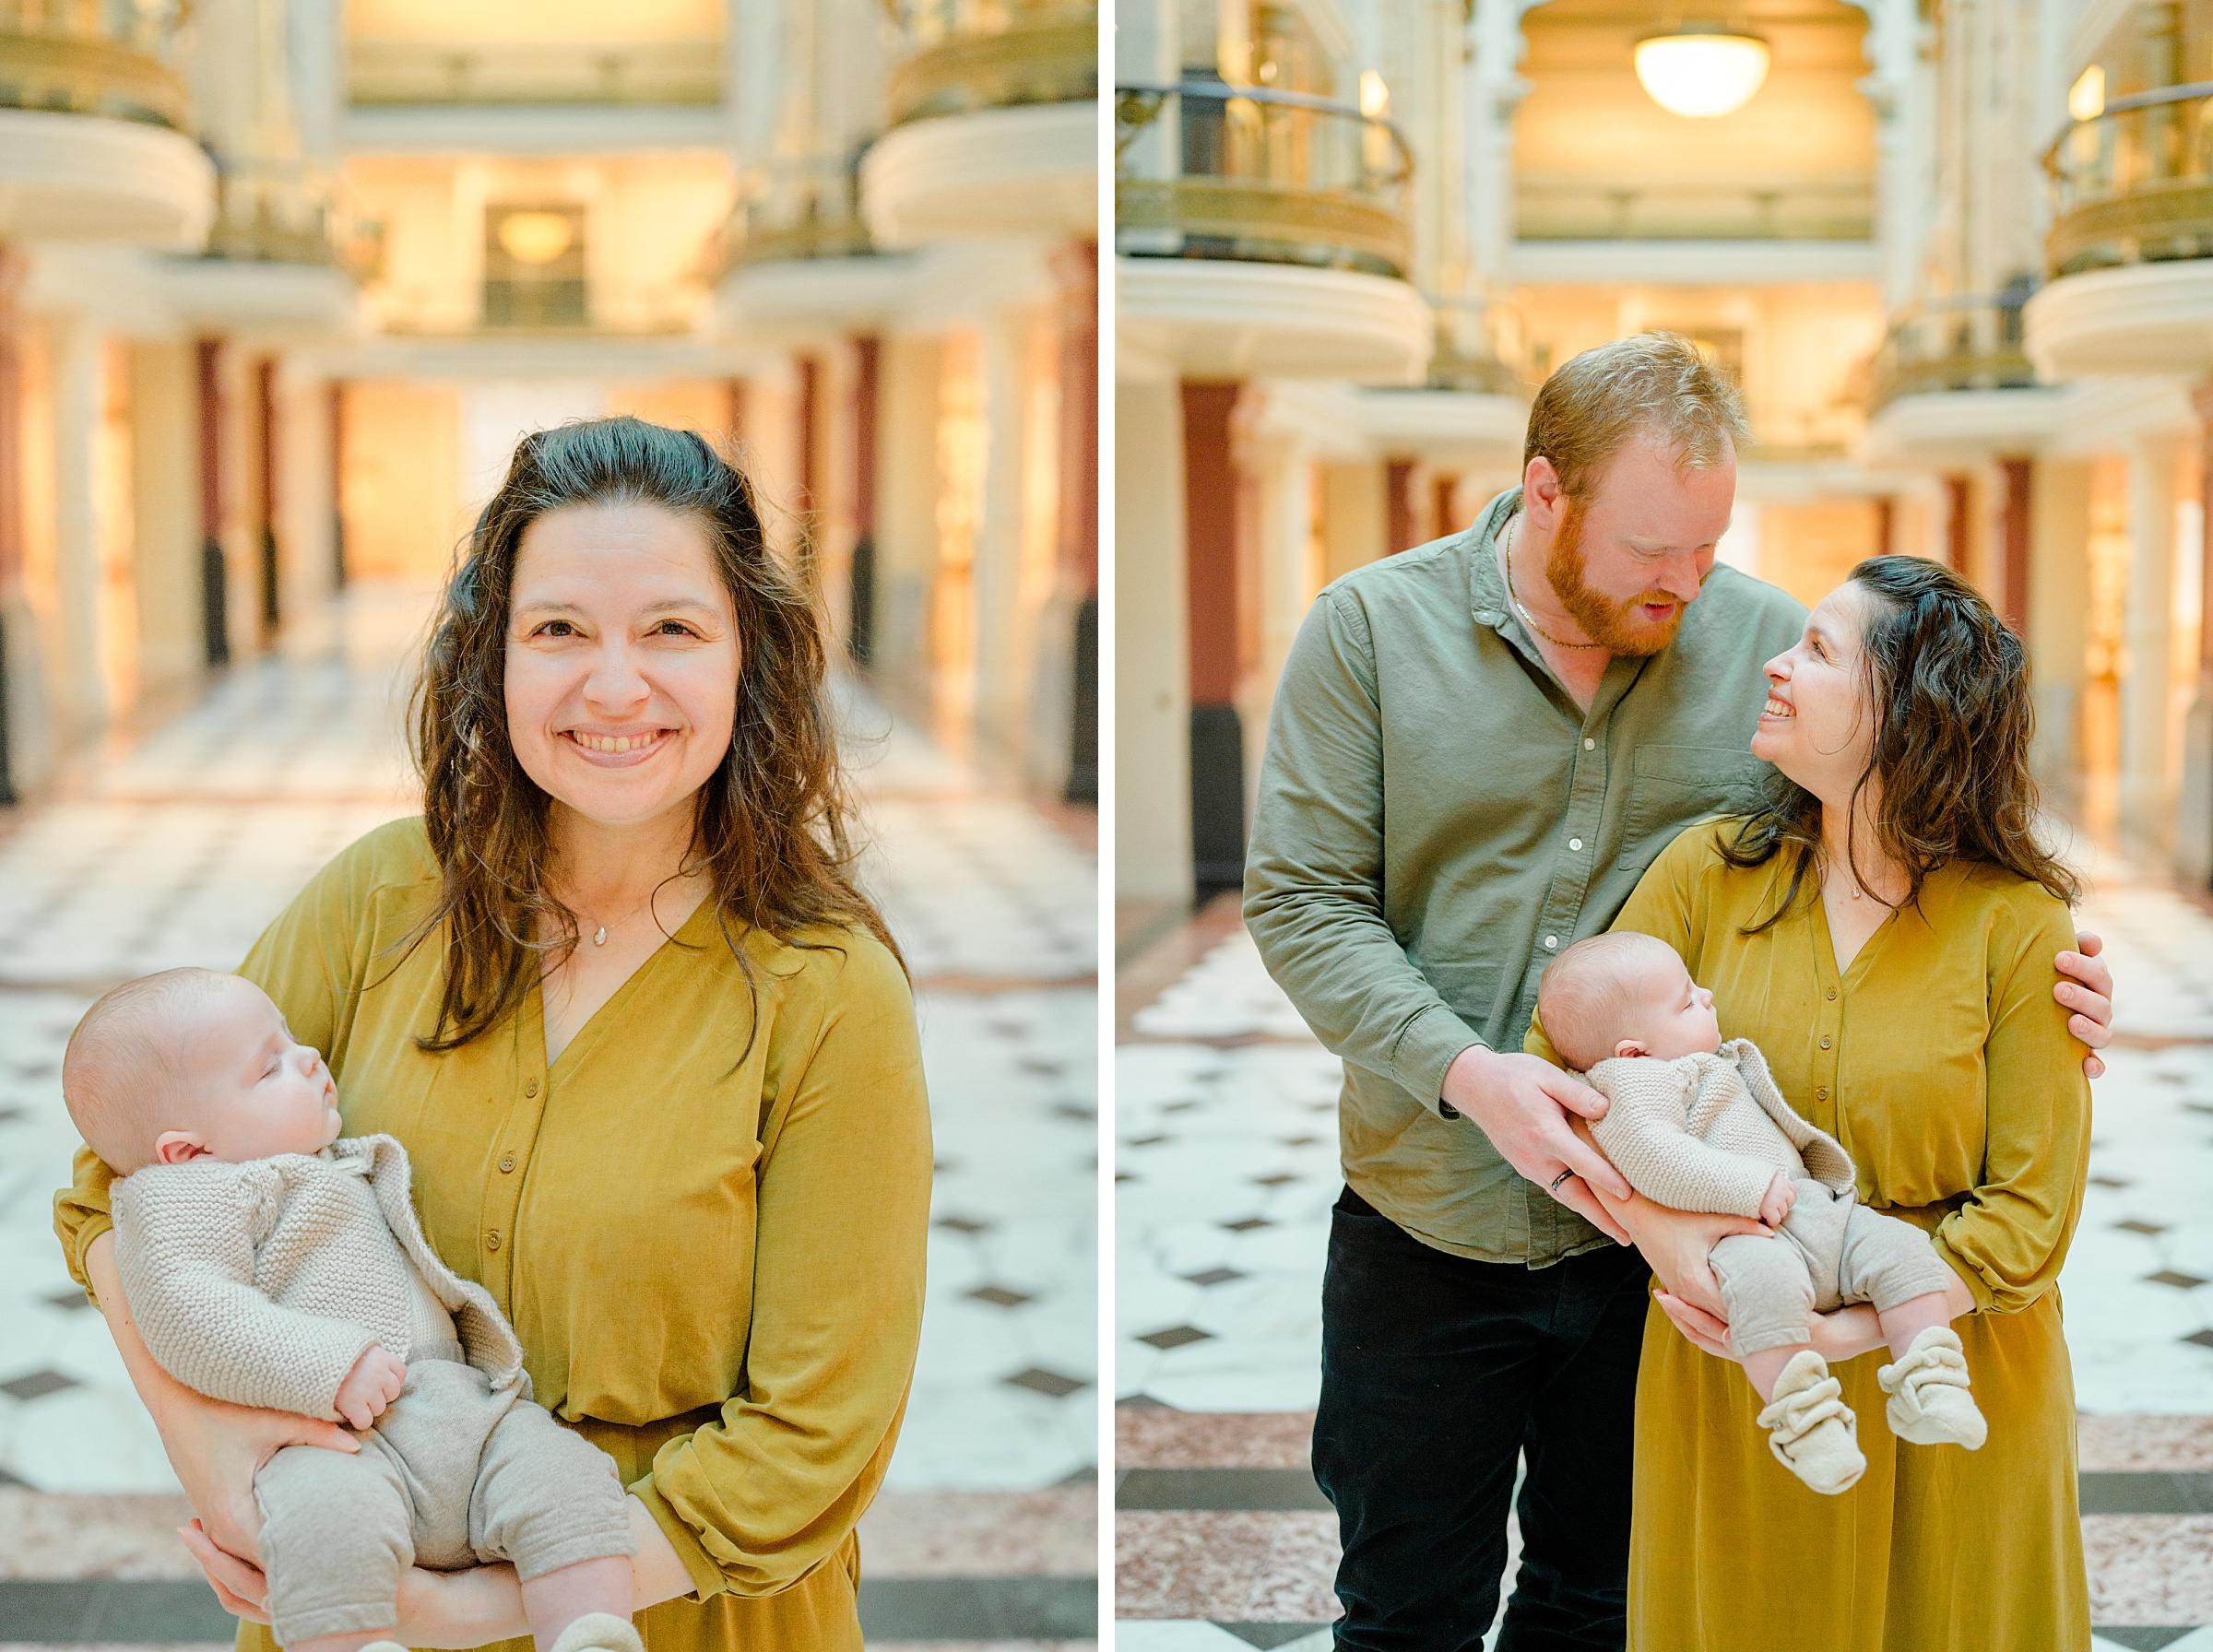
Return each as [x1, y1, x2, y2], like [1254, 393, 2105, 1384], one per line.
[2058, 931, 2114, 1080]
[1442, 1044, 1632, 1242]
[333, 1345, 406, 1430]
[1757, 1174, 1795, 1229]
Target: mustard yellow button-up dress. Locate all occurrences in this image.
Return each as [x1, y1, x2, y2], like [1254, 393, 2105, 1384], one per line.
[1596, 820, 2091, 1650]
[54, 820, 934, 1652]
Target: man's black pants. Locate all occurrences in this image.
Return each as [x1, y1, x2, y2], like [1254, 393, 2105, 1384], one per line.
[1313, 1186, 1651, 1651]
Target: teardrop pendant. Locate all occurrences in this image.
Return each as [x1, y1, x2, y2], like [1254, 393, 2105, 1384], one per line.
[592, 925, 608, 946]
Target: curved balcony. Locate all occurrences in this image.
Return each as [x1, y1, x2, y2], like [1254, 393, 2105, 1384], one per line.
[886, 0, 1094, 127]
[0, 6, 209, 247]
[862, 0, 1095, 244]
[1868, 294, 2037, 411]
[1116, 82, 1414, 280]
[163, 160, 359, 336]
[2030, 82, 2213, 376]
[2043, 81, 2213, 274]
[718, 159, 912, 331]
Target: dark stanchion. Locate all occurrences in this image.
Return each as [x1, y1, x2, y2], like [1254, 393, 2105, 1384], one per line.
[1189, 701, 1246, 903]
[846, 533, 875, 667]
[1065, 593, 1097, 803]
[201, 537, 229, 667]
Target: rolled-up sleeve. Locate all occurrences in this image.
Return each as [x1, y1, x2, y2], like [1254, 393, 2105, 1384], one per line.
[1930, 891, 2092, 1314]
[630, 938, 933, 1599]
[1245, 589, 1483, 1113]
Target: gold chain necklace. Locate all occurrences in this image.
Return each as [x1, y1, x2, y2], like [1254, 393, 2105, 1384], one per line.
[1501, 513, 1606, 651]
[577, 890, 660, 947]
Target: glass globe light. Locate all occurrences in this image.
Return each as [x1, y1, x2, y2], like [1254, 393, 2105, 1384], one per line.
[1633, 26, 1771, 119]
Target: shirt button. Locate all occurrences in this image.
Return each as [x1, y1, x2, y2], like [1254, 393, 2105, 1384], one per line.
[1826, 988, 1838, 1001]
[1819, 1035, 1833, 1050]
[524, 1080, 539, 1098]
[1568, 838, 1583, 851]
[1817, 1086, 1828, 1101]
[499, 1152, 516, 1174]
[1584, 738, 1596, 750]
[1544, 935, 1559, 950]
[484, 1230, 502, 1251]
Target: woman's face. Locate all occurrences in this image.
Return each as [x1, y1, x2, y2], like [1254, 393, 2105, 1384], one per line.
[503, 500, 740, 832]
[1750, 580, 1879, 804]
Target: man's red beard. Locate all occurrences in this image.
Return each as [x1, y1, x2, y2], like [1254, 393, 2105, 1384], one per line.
[1544, 498, 1686, 657]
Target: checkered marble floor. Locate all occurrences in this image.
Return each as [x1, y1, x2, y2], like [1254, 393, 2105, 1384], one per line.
[0, 583, 1098, 1499]
[1114, 835, 2213, 1644]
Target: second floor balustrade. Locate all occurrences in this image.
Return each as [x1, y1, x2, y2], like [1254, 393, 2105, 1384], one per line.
[1515, 177, 1874, 242]
[1867, 292, 2037, 411]
[203, 161, 346, 266]
[886, 0, 1095, 126]
[1115, 81, 1414, 280]
[1419, 295, 1523, 395]
[2046, 81, 2213, 274]
[0, 0, 189, 130]
[347, 41, 722, 107]
[716, 159, 875, 272]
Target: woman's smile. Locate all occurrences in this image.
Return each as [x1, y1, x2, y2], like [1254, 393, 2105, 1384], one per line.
[1760, 694, 1793, 720]
[561, 726, 679, 765]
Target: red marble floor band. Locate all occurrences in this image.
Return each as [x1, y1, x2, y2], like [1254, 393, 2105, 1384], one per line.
[1116, 1410, 1317, 1469]
[2082, 1516, 2213, 1625]
[2079, 1416, 2213, 1471]
[1114, 1511, 1339, 1623]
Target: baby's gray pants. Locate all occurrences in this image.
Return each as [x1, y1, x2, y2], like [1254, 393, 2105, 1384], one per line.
[1708, 1180, 1956, 1357]
[253, 1351, 634, 1646]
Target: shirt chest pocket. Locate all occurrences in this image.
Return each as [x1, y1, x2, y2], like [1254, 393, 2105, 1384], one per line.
[1614, 744, 1770, 871]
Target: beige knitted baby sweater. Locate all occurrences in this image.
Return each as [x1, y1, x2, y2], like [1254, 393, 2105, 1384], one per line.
[111, 1134, 527, 1422]
[1586, 1039, 1856, 1220]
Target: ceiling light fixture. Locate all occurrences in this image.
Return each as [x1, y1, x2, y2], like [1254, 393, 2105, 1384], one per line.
[1634, 21, 1771, 119]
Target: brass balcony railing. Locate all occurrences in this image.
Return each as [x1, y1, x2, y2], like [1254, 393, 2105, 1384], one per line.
[1866, 293, 2038, 412]
[1421, 295, 1524, 395]
[2044, 80, 2213, 274]
[203, 162, 346, 266]
[715, 159, 876, 274]
[348, 41, 722, 106]
[885, 0, 1096, 126]
[1515, 178, 1875, 242]
[1115, 82, 1414, 280]
[0, 0, 190, 131]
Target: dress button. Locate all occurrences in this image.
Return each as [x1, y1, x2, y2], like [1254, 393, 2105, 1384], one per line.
[499, 1152, 516, 1174]
[1826, 988, 1837, 1001]
[1817, 1087, 1828, 1101]
[485, 1230, 502, 1251]
[1568, 838, 1583, 852]
[524, 1080, 539, 1098]
[1819, 1036, 1833, 1050]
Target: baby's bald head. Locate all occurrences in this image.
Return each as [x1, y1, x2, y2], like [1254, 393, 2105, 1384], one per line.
[64, 968, 239, 1172]
[1538, 931, 1719, 1070]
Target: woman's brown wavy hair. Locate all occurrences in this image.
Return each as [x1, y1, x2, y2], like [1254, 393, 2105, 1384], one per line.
[1722, 553, 2079, 930]
[401, 415, 898, 1053]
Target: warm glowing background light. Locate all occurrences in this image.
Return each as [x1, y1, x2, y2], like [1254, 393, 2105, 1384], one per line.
[1633, 27, 1772, 119]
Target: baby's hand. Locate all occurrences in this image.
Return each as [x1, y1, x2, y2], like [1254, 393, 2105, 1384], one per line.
[333, 1345, 406, 1429]
[1757, 1174, 1796, 1228]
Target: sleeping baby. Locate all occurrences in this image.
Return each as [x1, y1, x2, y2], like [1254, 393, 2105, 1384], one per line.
[1536, 931, 1986, 1495]
[63, 967, 641, 1652]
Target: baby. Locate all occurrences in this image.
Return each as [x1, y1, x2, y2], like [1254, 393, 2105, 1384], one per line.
[63, 968, 641, 1652]
[1537, 931, 1986, 1495]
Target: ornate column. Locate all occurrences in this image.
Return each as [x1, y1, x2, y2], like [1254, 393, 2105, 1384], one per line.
[1054, 240, 1097, 805]
[0, 248, 27, 803]
[2177, 384, 2213, 884]
[1183, 380, 1246, 903]
[2121, 431, 2181, 844]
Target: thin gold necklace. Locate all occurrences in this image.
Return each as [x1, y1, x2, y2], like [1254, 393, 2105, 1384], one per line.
[1501, 513, 1606, 651]
[578, 890, 660, 947]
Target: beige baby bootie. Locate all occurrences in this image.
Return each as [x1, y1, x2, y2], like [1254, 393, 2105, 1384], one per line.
[1757, 1349, 1866, 1494]
[1878, 1325, 1987, 1449]
[547, 1612, 645, 1652]
[360, 1643, 408, 1652]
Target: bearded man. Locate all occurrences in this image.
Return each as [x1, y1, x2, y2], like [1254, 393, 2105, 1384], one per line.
[1241, 332, 2115, 1650]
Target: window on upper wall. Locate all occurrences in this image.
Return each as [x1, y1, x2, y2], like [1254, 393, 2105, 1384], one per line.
[482, 204, 587, 330]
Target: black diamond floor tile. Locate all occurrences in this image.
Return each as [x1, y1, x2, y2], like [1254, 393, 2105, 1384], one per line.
[2183, 1329, 2213, 1351]
[2146, 1270, 2207, 1290]
[967, 1284, 1035, 1309]
[2114, 1220, 2170, 1235]
[0, 1369, 81, 1402]
[1004, 1365, 1088, 1398]
[1184, 1267, 1249, 1288]
[932, 1214, 993, 1233]
[40, 1290, 93, 1313]
[1136, 1325, 1214, 1351]
[1221, 1216, 1274, 1233]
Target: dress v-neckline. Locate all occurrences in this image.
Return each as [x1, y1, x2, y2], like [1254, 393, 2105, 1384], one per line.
[531, 892, 718, 1074]
[1812, 881, 1895, 986]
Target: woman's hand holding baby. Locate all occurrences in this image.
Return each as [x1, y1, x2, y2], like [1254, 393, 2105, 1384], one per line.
[333, 1345, 407, 1429]
[1757, 1174, 1796, 1228]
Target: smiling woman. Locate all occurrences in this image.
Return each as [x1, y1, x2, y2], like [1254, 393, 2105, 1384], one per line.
[54, 416, 932, 1652]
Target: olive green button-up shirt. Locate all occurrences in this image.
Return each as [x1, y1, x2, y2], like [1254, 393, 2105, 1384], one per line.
[1243, 485, 1807, 1265]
